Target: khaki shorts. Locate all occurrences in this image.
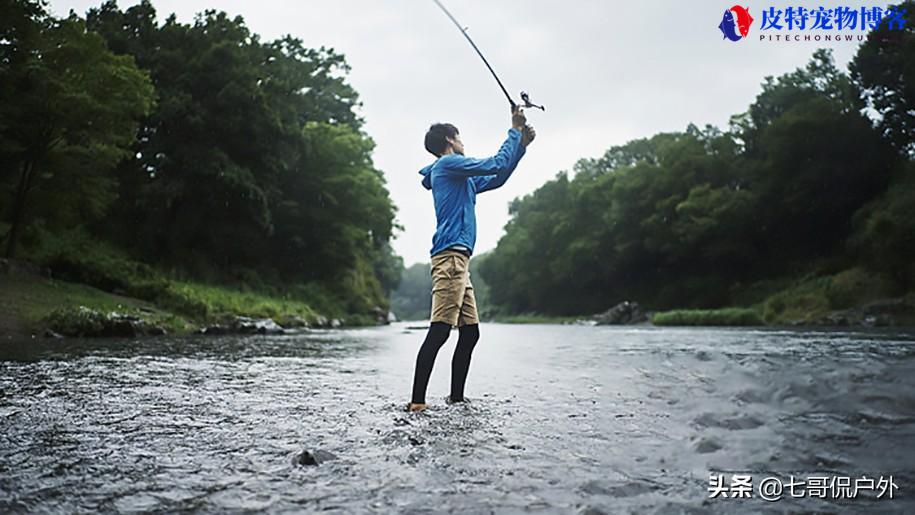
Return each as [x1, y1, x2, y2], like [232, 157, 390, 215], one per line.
[430, 249, 479, 327]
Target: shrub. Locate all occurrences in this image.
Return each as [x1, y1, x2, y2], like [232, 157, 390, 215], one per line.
[652, 308, 763, 326]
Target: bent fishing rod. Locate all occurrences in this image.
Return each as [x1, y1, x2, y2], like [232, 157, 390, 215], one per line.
[431, 0, 545, 111]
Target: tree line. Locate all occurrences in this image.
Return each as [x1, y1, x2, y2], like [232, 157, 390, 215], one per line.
[1, 0, 402, 313]
[478, 3, 914, 315]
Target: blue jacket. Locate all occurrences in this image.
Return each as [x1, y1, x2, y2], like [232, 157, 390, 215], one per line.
[419, 127, 526, 257]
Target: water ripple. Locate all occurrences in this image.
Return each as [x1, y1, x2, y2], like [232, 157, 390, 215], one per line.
[1, 324, 913, 513]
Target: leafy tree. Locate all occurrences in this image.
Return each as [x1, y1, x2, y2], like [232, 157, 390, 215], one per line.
[731, 49, 860, 155]
[850, 161, 915, 290]
[751, 96, 894, 259]
[0, 2, 154, 258]
[83, 1, 398, 311]
[482, 48, 900, 315]
[850, 1, 915, 155]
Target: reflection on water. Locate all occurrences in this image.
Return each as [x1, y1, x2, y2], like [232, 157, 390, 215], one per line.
[1, 324, 914, 513]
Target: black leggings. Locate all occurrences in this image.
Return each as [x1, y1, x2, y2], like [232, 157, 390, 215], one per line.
[411, 322, 480, 404]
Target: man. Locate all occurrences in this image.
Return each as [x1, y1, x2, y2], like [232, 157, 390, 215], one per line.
[407, 106, 535, 413]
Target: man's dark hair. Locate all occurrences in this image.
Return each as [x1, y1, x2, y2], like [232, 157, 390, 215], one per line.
[424, 123, 459, 157]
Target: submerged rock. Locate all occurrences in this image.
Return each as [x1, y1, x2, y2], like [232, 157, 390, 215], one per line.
[292, 449, 337, 466]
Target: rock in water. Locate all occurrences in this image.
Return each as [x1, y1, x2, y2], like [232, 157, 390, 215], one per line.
[293, 449, 337, 466]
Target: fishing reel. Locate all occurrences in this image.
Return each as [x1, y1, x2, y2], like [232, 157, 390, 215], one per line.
[519, 91, 545, 111]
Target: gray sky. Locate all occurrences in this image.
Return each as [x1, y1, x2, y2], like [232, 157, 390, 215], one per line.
[49, 0, 873, 266]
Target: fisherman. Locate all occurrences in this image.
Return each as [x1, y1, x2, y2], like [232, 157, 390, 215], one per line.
[408, 106, 536, 412]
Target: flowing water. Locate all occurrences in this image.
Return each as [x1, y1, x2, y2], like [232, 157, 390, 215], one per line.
[1, 323, 914, 514]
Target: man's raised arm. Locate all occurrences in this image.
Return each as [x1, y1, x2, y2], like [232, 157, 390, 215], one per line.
[441, 128, 523, 177]
[440, 106, 528, 178]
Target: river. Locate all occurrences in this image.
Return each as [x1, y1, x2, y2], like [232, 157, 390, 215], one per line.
[1, 323, 913, 513]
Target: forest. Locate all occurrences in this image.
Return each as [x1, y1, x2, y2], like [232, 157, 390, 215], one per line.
[1, 0, 403, 330]
[396, 2, 914, 325]
[3, 0, 914, 331]
[474, 4, 914, 323]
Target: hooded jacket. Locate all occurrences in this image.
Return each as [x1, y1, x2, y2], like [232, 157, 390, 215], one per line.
[419, 127, 526, 257]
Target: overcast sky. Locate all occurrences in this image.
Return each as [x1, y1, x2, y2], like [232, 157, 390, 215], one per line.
[49, 0, 875, 266]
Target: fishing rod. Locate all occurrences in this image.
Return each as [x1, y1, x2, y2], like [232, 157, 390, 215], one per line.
[431, 0, 545, 111]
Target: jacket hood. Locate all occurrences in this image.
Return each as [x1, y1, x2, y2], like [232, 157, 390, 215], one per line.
[419, 162, 434, 190]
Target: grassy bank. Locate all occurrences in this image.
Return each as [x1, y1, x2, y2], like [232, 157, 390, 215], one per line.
[0, 229, 384, 338]
[0, 272, 187, 338]
[484, 267, 913, 328]
[488, 314, 587, 324]
[651, 308, 763, 327]
[0, 268, 366, 338]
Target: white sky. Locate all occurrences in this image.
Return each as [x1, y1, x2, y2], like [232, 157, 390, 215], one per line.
[49, 0, 874, 267]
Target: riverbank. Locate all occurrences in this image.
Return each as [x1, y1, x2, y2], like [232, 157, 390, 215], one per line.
[485, 267, 915, 328]
[0, 258, 386, 341]
[487, 297, 915, 328]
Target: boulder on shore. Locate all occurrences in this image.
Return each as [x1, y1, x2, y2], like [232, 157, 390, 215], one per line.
[372, 305, 391, 325]
[199, 316, 286, 335]
[276, 315, 309, 329]
[593, 301, 649, 325]
[230, 316, 285, 334]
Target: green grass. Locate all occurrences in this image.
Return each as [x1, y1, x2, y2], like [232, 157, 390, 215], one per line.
[651, 308, 763, 326]
[489, 314, 588, 324]
[0, 273, 192, 336]
[10, 227, 380, 329]
[162, 280, 321, 324]
[760, 267, 893, 324]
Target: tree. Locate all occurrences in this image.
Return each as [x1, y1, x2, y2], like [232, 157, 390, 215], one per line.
[0, 4, 154, 258]
[480, 48, 899, 315]
[731, 49, 860, 156]
[850, 1, 915, 155]
[84, 2, 398, 311]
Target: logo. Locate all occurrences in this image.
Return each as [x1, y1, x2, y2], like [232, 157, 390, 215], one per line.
[719, 5, 755, 41]
[721, 6, 908, 43]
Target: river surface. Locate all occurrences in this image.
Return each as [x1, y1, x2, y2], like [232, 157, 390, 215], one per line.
[1, 323, 914, 514]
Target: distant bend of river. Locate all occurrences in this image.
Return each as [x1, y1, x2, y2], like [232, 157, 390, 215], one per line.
[1, 323, 914, 514]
